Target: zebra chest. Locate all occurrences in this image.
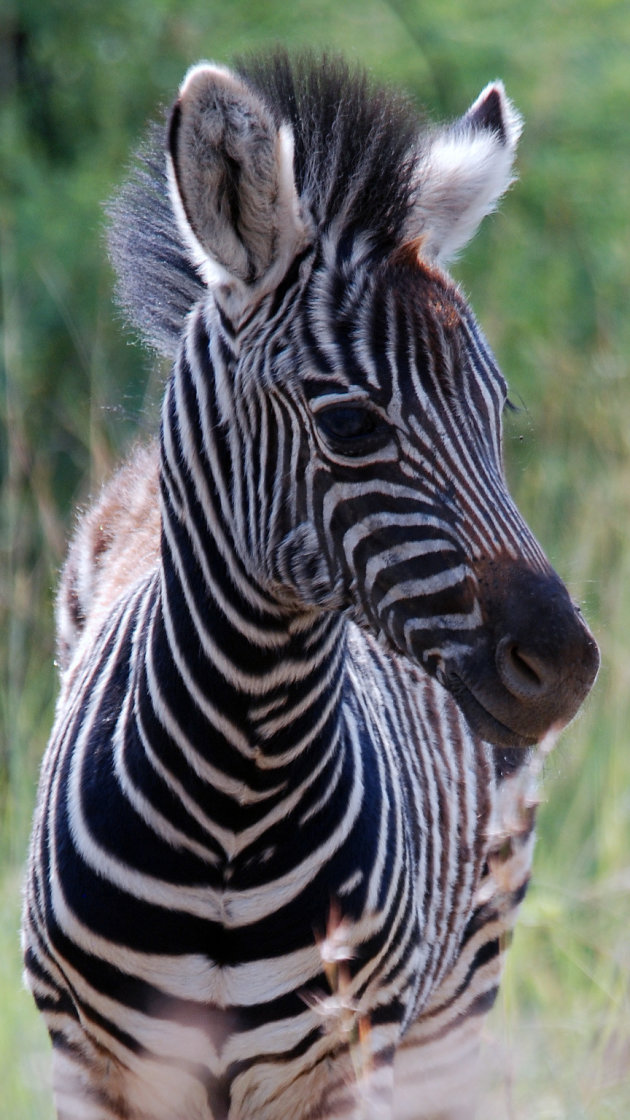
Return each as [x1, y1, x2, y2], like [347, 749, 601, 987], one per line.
[37, 620, 497, 1120]
[51, 636, 491, 994]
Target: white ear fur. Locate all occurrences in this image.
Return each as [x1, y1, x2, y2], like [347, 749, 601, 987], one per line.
[408, 81, 523, 265]
[167, 62, 309, 295]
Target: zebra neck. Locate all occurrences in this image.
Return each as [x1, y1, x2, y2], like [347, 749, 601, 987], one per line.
[148, 341, 347, 789]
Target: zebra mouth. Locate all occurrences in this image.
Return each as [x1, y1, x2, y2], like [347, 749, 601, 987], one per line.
[443, 672, 538, 749]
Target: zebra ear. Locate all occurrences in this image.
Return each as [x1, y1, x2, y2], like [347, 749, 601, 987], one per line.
[167, 63, 309, 291]
[408, 82, 523, 266]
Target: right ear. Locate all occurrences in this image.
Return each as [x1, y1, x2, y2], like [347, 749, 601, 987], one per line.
[167, 62, 310, 293]
[405, 81, 523, 266]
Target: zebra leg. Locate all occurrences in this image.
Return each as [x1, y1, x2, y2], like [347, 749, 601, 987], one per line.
[326, 1056, 396, 1120]
[227, 1035, 397, 1120]
[392, 1012, 486, 1120]
[393, 774, 538, 1120]
[51, 1038, 214, 1120]
[51, 1040, 124, 1120]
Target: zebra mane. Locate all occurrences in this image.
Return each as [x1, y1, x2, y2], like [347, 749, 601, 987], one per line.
[107, 120, 204, 359]
[236, 51, 424, 244]
[107, 51, 425, 358]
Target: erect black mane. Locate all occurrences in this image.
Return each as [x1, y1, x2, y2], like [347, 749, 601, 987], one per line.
[108, 51, 427, 357]
[236, 50, 424, 244]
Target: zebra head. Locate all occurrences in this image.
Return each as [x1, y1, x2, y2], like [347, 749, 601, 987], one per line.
[154, 55, 599, 750]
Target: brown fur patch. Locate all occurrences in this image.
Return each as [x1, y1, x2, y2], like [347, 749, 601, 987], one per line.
[56, 442, 161, 671]
[388, 244, 464, 333]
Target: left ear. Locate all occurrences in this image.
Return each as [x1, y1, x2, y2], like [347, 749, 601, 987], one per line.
[167, 62, 310, 295]
[406, 82, 523, 265]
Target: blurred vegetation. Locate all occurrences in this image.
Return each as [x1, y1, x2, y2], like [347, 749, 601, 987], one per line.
[1, 1, 629, 1116]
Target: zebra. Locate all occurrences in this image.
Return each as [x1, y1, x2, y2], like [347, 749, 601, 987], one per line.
[23, 52, 599, 1120]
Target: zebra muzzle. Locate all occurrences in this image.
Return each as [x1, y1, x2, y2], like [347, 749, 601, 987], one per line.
[442, 560, 600, 748]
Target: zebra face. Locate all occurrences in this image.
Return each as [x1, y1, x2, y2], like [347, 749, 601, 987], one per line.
[163, 60, 599, 749]
[260, 251, 599, 749]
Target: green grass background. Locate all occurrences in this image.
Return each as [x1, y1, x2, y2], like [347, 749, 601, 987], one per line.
[2, 1, 629, 1115]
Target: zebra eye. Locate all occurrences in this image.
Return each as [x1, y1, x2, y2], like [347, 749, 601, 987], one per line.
[315, 405, 388, 456]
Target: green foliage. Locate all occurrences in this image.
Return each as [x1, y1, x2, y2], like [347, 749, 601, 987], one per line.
[2, 1, 629, 1116]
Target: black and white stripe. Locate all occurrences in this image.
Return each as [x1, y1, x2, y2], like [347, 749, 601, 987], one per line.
[24, 52, 598, 1119]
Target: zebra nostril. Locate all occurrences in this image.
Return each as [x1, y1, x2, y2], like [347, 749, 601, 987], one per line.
[496, 635, 549, 700]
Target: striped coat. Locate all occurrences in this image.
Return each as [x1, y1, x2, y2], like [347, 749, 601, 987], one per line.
[23, 53, 599, 1120]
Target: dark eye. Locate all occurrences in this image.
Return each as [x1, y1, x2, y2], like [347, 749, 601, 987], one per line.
[318, 406, 377, 440]
[315, 405, 390, 457]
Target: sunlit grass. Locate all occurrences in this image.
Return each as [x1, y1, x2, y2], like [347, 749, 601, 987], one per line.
[0, 578, 56, 1120]
[480, 408, 630, 1117]
[0, 856, 53, 1120]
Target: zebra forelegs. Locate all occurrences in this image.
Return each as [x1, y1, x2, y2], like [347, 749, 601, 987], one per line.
[51, 1043, 123, 1120]
[226, 1050, 396, 1120]
[392, 1009, 487, 1120]
[323, 1059, 396, 1120]
[50, 1033, 213, 1120]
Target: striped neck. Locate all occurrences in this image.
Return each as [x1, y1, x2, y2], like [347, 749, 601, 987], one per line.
[141, 312, 346, 803]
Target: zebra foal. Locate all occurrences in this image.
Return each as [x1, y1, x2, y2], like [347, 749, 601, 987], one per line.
[23, 52, 599, 1119]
